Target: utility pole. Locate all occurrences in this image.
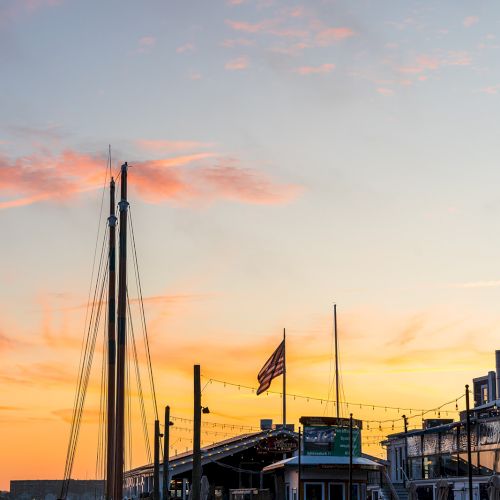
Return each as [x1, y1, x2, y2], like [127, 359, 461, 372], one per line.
[348, 414, 353, 500]
[114, 162, 129, 500]
[465, 384, 473, 500]
[105, 176, 117, 500]
[153, 419, 160, 500]
[163, 406, 172, 500]
[192, 365, 201, 500]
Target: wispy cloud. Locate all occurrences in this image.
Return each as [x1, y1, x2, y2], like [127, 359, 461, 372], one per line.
[136, 139, 215, 152]
[295, 63, 335, 75]
[221, 38, 256, 48]
[225, 56, 249, 70]
[315, 27, 355, 45]
[377, 87, 394, 96]
[176, 42, 195, 54]
[0, 147, 301, 209]
[0, 0, 62, 24]
[134, 36, 156, 54]
[463, 16, 479, 28]
[449, 280, 500, 289]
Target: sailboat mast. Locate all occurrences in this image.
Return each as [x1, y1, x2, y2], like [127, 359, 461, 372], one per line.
[106, 177, 117, 500]
[114, 163, 129, 500]
[334, 304, 340, 419]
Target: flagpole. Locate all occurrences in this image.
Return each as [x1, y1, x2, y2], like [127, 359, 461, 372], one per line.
[283, 328, 286, 427]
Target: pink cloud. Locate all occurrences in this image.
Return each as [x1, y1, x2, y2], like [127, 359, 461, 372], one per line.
[176, 42, 195, 54]
[315, 27, 355, 45]
[225, 56, 249, 70]
[399, 55, 440, 74]
[446, 51, 471, 66]
[227, 0, 245, 4]
[377, 87, 394, 96]
[189, 71, 202, 80]
[225, 19, 274, 33]
[0, 149, 300, 209]
[463, 16, 478, 28]
[0, 0, 62, 24]
[479, 85, 500, 95]
[134, 36, 156, 54]
[295, 63, 335, 75]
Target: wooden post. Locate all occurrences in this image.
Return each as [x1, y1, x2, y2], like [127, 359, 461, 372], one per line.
[163, 406, 171, 500]
[348, 414, 353, 500]
[106, 177, 117, 500]
[154, 419, 160, 500]
[114, 162, 129, 500]
[466, 384, 473, 500]
[298, 427, 302, 500]
[192, 365, 201, 500]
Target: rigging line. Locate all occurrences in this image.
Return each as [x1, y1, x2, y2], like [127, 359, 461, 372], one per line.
[61, 227, 109, 497]
[67, 265, 109, 486]
[129, 207, 158, 420]
[61, 262, 109, 498]
[127, 289, 153, 464]
[62, 203, 109, 485]
[95, 327, 107, 480]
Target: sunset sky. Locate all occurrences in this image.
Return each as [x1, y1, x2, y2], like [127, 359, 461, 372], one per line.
[2, 0, 500, 491]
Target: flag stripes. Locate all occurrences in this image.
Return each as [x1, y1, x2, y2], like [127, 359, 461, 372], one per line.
[257, 340, 285, 395]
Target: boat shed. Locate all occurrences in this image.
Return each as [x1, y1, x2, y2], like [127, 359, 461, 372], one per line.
[262, 454, 385, 500]
[124, 427, 298, 499]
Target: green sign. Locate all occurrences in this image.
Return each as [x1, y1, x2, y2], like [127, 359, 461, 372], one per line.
[303, 426, 361, 457]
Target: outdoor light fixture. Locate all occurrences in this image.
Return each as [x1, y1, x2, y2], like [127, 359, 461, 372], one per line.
[202, 407, 210, 414]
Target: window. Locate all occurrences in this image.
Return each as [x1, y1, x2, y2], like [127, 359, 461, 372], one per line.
[305, 482, 324, 500]
[328, 483, 344, 500]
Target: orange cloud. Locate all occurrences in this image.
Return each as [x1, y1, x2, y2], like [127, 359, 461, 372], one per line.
[295, 63, 335, 75]
[224, 56, 249, 70]
[377, 87, 394, 96]
[0, 149, 301, 209]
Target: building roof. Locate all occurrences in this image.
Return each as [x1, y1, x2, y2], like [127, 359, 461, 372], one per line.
[262, 454, 384, 472]
[125, 428, 298, 479]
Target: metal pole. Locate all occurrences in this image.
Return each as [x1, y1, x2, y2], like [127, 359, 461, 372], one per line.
[466, 384, 473, 500]
[114, 162, 129, 500]
[192, 365, 201, 500]
[348, 414, 353, 500]
[283, 328, 287, 428]
[154, 420, 160, 500]
[334, 304, 340, 419]
[106, 177, 117, 500]
[163, 406, 171, 500]
[298, 427, 302, 500]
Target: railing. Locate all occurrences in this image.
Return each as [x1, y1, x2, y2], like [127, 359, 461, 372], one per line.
[399, 466, 410, 484]
[382, 469, 401, 500]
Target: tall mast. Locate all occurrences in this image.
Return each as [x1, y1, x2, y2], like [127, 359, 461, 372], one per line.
[334, 304, 340, 419]
[114, 163, 129, 500]
[106, 177, 117, 500]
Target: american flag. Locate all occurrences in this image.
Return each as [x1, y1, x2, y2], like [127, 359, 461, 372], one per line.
[256, 340, 285, 395]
